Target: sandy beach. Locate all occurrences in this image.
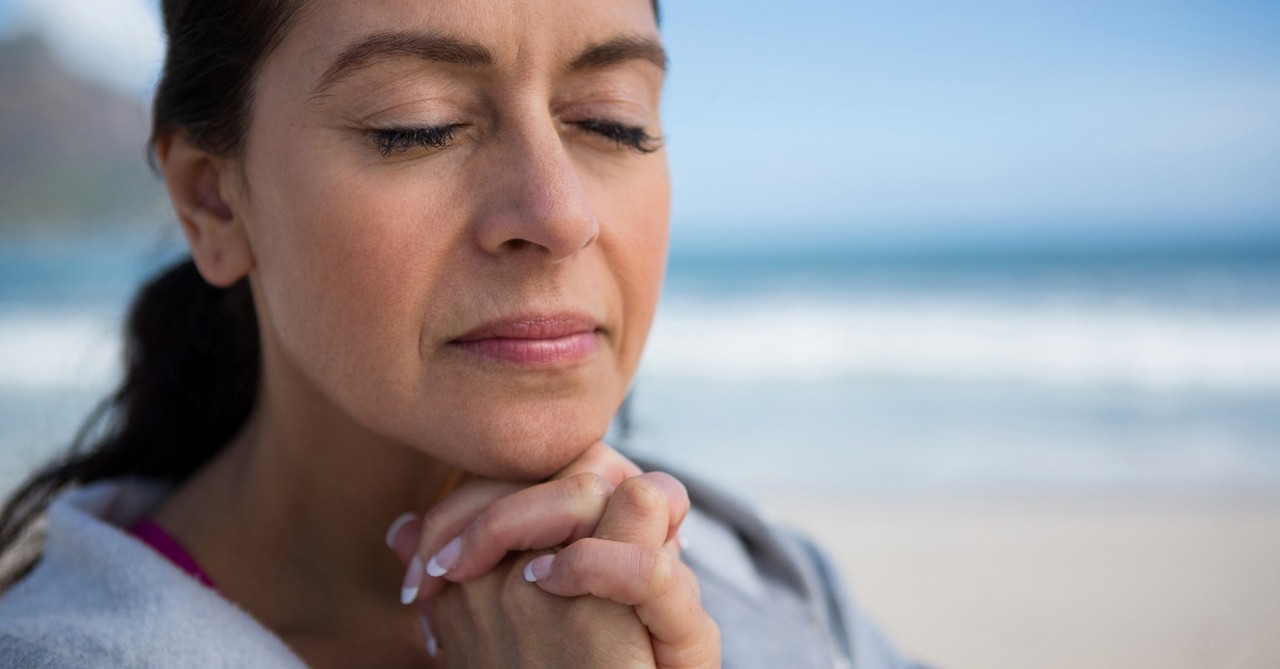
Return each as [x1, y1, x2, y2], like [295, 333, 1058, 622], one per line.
[762, 494, 1280, 669]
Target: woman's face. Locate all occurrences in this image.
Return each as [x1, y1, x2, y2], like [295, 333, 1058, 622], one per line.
[228, 0, 668, 479]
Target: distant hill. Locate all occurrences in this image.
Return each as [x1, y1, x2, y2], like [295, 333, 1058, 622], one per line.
[0, 33, 166, 232]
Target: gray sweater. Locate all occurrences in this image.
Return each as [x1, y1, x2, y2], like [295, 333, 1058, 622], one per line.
[0, 476, 921, 668]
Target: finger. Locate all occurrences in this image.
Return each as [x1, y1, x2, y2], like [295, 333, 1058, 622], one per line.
[410, 443, 635, 564]
[391, 477, 524, 603]
[416, 477, 526, 559]
[386, 511, 423, 561]
[393, 443, 644, 604]
[422, 472, 616, 584]
[526, 539, 720, 669]
[551, 441, 643, 485]
[417, 599, 440, 659]
[593, 472, 690, 546]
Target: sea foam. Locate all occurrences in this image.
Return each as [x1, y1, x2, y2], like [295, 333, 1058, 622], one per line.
[642, 295, 1280, 391]
[0, 310, 121, 392]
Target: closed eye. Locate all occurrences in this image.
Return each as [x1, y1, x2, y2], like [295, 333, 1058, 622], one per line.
[571, 119, 663, 154]
[367, 125, 461, 157]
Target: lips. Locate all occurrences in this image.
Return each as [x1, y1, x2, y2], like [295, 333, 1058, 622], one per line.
[449, 314, 601, 366]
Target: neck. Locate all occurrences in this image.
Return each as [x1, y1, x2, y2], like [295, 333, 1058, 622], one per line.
[151, 375, 457, 645]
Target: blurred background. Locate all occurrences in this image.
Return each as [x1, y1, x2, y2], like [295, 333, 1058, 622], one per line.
[1, 1, 1278, 667]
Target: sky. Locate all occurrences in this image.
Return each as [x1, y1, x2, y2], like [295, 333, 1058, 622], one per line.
[3, 0, 1279, 246]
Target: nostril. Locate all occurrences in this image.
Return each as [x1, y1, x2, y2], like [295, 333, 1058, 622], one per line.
[502, 239, 531, 252]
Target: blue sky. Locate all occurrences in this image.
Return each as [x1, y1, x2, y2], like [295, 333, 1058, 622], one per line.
[3, 0, 1279, 245]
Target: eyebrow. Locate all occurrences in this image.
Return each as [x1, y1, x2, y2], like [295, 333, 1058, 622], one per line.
[567, 35, 668, 74]
[314, 32, 494, 94]
[313, 31, 666, 95]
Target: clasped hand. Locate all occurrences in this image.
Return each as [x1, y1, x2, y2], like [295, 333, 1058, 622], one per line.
[386, 443, 721, 668]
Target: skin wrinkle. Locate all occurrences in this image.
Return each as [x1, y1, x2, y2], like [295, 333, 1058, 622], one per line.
[313, 31, 496, 96]
[313, 31, 668, 98]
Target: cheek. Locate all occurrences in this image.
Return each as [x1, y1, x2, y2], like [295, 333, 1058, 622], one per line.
[599, 165, 670, 371]
[244, 155, 459, 406]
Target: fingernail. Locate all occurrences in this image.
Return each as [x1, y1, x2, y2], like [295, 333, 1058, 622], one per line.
[418, 614, 439, 658]
[523, 554, 555, 583]
[385, 512, 417, 550]
[426, 537, 462, 578]
[401, 555, 424, 605]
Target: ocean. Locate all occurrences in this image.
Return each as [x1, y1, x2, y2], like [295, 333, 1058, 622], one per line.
[3, 229, 1279, 498]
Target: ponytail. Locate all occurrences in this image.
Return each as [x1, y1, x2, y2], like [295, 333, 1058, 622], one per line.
[0, 258, 258, 589]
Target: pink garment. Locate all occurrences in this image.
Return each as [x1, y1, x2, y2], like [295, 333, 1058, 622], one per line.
[128, 520, 218, 591]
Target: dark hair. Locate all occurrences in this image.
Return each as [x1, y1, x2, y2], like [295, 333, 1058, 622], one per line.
[150, 1, 304, 157]
[0, 0, 660, 591]
[0, 0, 302, 590]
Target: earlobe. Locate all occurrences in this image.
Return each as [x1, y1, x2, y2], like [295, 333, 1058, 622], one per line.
[156, 131, 255, 288]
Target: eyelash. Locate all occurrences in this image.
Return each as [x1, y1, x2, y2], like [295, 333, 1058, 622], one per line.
[369, 126, 459, 157]
[367, 120, 662, 157]
[573, 120, 664, 154]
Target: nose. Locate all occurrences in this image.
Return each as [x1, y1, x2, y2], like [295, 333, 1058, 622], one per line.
[471, 121, 599, 262]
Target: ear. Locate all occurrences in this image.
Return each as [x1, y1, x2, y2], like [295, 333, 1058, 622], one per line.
[155, 131, 255, 288]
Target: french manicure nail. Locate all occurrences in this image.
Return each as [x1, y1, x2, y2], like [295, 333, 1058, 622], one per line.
[418, 614, 439, 658]
[400, 555, 424, 605]
[385, 512, 417, 550]
[426, 537, 462, 578]
[523, 554, 555, 583]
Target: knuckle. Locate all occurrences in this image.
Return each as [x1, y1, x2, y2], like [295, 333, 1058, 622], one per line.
[554, 540, 591, 576]
[641, 546, 677, 596]
[616, 476, 668, 518]
[467, 508, 505, 546]
[569, 472, 614, 506]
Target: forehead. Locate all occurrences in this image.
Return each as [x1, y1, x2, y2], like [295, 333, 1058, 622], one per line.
[275, 0, 660, 82]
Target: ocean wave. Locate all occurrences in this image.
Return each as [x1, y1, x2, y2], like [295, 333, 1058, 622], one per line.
[642, 296, 1280, 390]
[6, 296, 1280, 393]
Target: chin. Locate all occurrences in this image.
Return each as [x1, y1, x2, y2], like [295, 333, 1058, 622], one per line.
[436, 400, 617, 481]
